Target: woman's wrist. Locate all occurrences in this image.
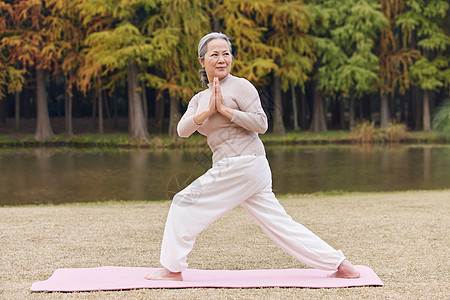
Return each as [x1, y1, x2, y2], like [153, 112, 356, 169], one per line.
[193, 115, 202, 125]
[218, 106, 234, 120]
[194, 109, 214, 125]
[193, 112, 206, 125]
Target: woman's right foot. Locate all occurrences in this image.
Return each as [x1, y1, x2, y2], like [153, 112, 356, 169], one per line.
[144, 268, 183, 281]
[329, 259, 360, 279]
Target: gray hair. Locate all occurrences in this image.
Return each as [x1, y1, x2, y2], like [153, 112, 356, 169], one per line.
[198, 32, 233, 86]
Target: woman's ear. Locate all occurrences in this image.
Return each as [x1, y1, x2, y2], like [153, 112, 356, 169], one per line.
[198, 57, 204, 68]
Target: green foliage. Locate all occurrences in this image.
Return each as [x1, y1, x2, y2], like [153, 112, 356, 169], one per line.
[309, 0, 388, 97]
[219, 0, 281, 86]
[147, 0, 209, 101]
[432, 99, 450, 141]
[80, 0, 174, 92]
[401, 0, 450, 91]
[376, 0, 420, 96]
[410, 56, 448, 91]
[265, 1, 315, 91]
[0, 0, 449, 138]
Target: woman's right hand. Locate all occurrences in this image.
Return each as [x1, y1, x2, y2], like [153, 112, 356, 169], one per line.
[193, 78, 217, 125]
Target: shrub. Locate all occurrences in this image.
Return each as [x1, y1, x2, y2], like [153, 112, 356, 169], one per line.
[432, 99, 450, 142]
[350, 121, 377, 143]
[380, 122, 408, 143]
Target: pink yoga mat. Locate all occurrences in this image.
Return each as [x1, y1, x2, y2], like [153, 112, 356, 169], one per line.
[31, 265, 383, 292]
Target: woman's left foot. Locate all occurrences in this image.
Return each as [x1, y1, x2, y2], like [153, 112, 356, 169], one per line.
[144, 268, 183, 281]
[329, 259, 360, 279]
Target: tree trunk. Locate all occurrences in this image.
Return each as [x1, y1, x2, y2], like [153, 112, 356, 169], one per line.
[0, 99, 6, 124]
[127, 76, 135, 134]
[362, 95, 372, 121]
[390, 92, 396, 121]
[380, 93, 390, 128]
[272, 75, 285, 134]
[168, 95, 179, 136]
[64, 83, 73, 138]
[34, 68, 54, 140]
[127, 61, 149, 140]
[339, 99, 345, 129]
[356, 98, 362, 120]
[406, 87, 413, 128]
[415, 94, 422, 130]
[48, 73, 56, 117]
[92, 91, 97, 127]
[330, 97, 337, 129]
[349, 97, 355, 129]
[103, 90, 111, 119]
[142, 83, 148, 128]
[290, 84, 299, 131]
[98, 85, 104, 136]
[310, 82, 327, 132]
[414, 87, 422, 130]
[155, 97, 164, 133]
[408, 86, 421, 130]
[423, 89, 431, 132]
[23, 87, 33, 119]
[400, 92, 406, 123]
[429, 90, 435, 117]
[113, 90, 119, 129]
[15, 91, 20, 131]
[299, 91, 308, 130]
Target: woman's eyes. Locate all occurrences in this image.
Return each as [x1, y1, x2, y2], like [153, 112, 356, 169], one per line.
[210, 52, 230, 57]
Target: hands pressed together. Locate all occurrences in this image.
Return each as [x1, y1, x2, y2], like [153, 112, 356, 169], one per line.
[194, 77, 234, 125]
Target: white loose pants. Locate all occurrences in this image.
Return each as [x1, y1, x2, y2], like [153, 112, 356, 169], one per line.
[160, 155, 346, 272]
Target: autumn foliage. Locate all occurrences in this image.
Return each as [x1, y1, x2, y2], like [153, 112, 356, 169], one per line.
[0, 0, 449, 140]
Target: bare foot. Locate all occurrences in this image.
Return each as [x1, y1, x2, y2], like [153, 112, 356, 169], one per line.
[144, 268, 183, 281]
[329, 259, 360, 279]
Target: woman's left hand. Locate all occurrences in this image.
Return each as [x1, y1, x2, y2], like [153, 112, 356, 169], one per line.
[214, 77, 234, 120]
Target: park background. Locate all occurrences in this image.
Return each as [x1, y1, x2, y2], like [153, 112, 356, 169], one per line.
[0, 0, 449, 143]
[1, 2, 449, 299]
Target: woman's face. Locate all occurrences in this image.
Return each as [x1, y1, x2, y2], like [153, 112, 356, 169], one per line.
[199, 38, 232, 83]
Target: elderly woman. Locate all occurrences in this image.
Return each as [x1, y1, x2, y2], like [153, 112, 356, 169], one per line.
[145, 32, 360, 281]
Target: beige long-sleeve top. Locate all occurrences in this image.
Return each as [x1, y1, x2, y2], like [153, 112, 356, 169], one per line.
[177, 74, 268, 163]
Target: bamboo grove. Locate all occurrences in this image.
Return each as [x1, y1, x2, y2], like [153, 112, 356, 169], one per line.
[0, 0, 449, 140]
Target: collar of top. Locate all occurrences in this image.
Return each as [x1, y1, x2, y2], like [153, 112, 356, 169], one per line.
[207, 74, 231, 89]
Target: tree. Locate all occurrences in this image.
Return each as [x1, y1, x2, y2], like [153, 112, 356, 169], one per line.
[146, 0, 209, 136]
[0, 3, 25, 103]
[0, 61, 24, 102]
[232, 0, 315, 133]
[403, 0, 450, 131]
[376, 0, 420, 128]
[308, 0, 387, 130]
[48, 0, 87, 138]
[0, 0, 62, 140]
[217, 0, 289, 133]
[218, 0, 279, 85]
[432, 98, 450, 141]
[81, 0, 174, 140]
[264, 1, 315, 133]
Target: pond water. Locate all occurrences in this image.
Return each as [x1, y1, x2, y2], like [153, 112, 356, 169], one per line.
[0, 145, 449, 206]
